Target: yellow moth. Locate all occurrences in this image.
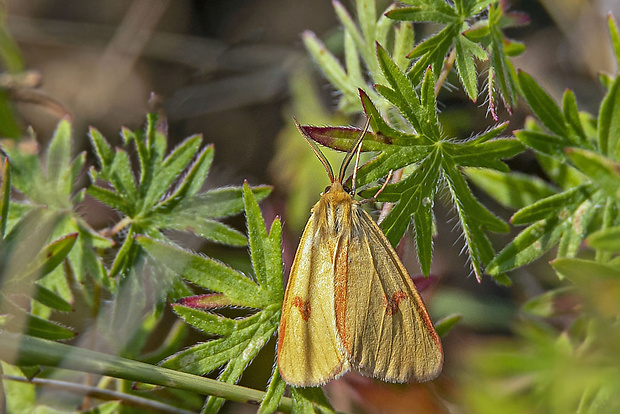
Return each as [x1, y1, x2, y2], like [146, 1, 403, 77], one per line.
[277, 119, 443, 387]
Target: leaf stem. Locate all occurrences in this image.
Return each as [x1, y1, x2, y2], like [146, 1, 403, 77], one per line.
[103, 216, 133, 237]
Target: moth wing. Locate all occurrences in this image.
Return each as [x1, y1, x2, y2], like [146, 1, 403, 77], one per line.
[334, 207, 443, 382]
[278, 211, 350, 387]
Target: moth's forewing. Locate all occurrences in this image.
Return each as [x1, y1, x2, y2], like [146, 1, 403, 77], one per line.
[277, 204, 350, 387]
[334, 205, 443, 382]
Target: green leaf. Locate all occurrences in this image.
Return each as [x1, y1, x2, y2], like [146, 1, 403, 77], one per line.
[291, 387, 335, 414]
[521, 288, 573, 317]
[13, 232, 78, 282]
[0, 90, 21, 138]
[597, 76, 620, 158]
[511, 185, 595, 225]
[470, 0, 496, 15]
[89, 114, 268, 292]
[376, 42, 424, 131]
[376, 152, 441, 248]
[142, 135, 202, 209]
[172, 304, 239, 336]
[609, 13, 620, 74]
[487, 217, 564, 275]
[407, 24, 460, 85]
[449, 138, 524, 170]
[45, 118, 72, 186]
[1, 363, 37, 413]
[153, 145, 214, 213]
[158, 215, 247, 246]
[1, 300, 75, 340]
[587, 226, 620, 251]
[420, 68, 441, 138]
[163, 309, 278, 373]
[243, 182, 284, 300]
[86, 184, 129, 213]
[565, 148, 620, 199]
[454, 34, 487, 101]
[552, 258, 620, 317]
[386, 6, 459, 25]
[302, 31, 358, 106]
[486, 5, 520, 118]
[515, 130, 569, 156]
[32, 284, 72, 312]
[443, 158, 508, 280]
[465, 168, 557, 210]
[89, 127, 115, 171]
[535, 152, 584, 190]
[109, 149, 138, 211]
[518, 71, 569, 138]
[562, 89, 589, 146]
[393, 21, 415, 71]
[175, 186, 272, 219]
[0, 208, 62, 282]
[359, 89, 414, 140]
[556, 197, 598, 258]
[138, 237, 266, 308]
[108, 226, 136, 278]
[434, 314, 462, 337]
[259, 367, 286, 414]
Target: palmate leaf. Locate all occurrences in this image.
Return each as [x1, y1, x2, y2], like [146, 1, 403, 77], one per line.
[138, 183, 284, 414]
[486, 60, 620, 274]
[302, 47, 522, 283]
[0, 208, 77, 339]
[302, 0, 415, 115]
[1, 120, 113, 290]
[387, 0, 527, 113]
[0, 120, 111, 337]
[87, 113, 271, 279]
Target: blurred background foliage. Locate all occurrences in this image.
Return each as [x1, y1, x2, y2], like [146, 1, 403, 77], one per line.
[0, 0, 620, 413]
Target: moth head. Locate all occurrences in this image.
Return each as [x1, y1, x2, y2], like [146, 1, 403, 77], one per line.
[294, 117, 371, 195]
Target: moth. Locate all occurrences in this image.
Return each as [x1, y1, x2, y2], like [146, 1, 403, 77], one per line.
[277, 118, 443, 386]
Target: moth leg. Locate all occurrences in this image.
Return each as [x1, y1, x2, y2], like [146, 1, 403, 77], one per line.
[360, 169, 393, 204]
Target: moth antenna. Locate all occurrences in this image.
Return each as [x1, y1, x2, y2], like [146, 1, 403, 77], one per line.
[339, 117, 371, 184]
[361, 169, 393, 204]
[351, 127, 364, 194]
[294, 118, 335, 183]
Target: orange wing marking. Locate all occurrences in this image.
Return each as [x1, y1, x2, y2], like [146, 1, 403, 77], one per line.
[384, 291, 408, 316]
[292, 296, 312, 321]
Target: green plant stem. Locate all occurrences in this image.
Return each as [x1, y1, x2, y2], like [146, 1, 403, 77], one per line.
[2, 375, 195, 414]
[0, 331, 294, 413]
